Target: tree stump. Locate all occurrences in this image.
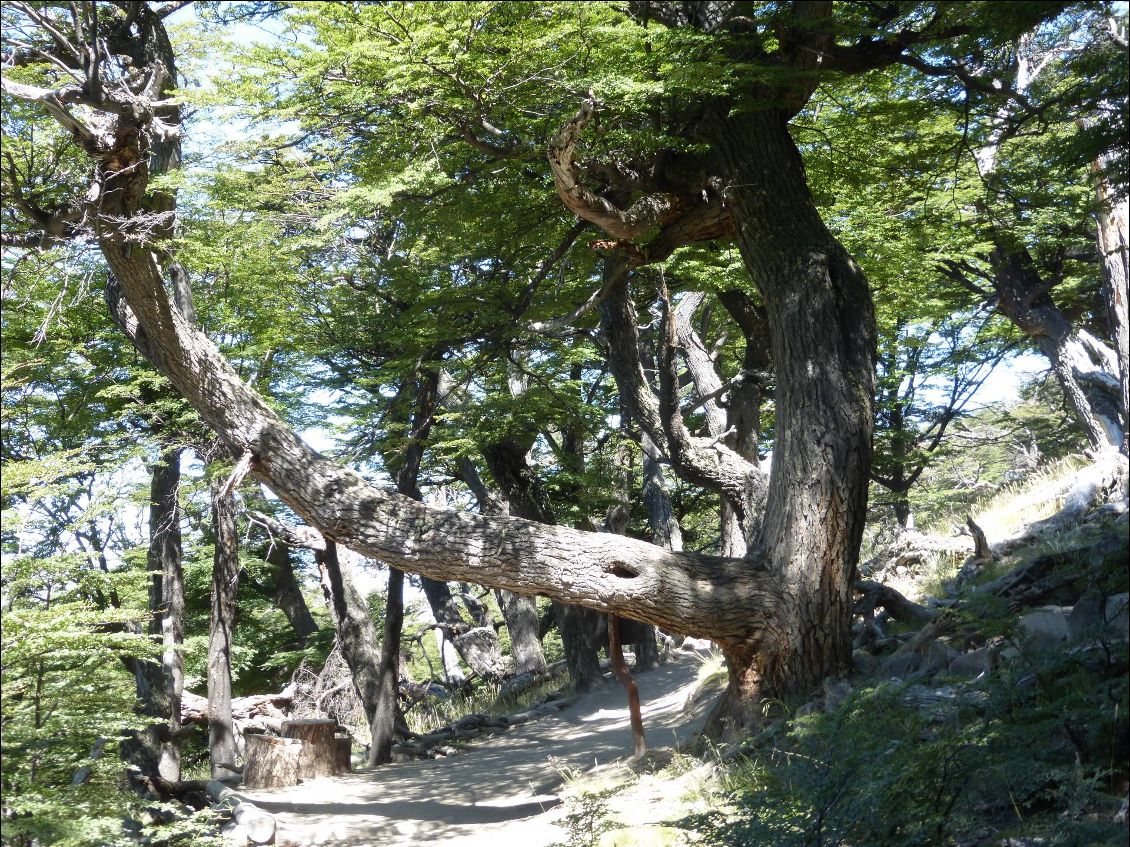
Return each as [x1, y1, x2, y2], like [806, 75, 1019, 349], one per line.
[283, 718, 337, 779]
[334, 736, 352, 774]
[243, 734, 302, 789]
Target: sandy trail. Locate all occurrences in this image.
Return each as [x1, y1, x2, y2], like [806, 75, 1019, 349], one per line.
[240, 652, 711, 846]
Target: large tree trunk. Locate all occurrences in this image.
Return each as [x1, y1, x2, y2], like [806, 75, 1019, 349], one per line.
[208, 476, 241, 779]
[705, 107, 876, 736]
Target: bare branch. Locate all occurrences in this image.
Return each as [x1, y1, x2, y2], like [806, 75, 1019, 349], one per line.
[0, 76, 99, 147]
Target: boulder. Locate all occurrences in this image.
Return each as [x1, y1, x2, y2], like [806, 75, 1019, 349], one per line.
[852, 650, 879, 677]
[1018, 608, 1070, 650]
[948, 647, 992, 678]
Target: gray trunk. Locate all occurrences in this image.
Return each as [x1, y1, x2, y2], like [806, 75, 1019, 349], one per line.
[208, 476, 240, 779]
[458, 457, 547, 675]
[265, 541, 317, 642]
[988, 245, 1124, 450]
[315, 542, 383, 724]
[1088, 154, 1130, 455]
[120, 448, 185, 786]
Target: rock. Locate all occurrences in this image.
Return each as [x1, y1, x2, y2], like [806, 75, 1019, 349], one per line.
[1018, 608, 1070, 650]
[1070, 591, 1130, 640]
[879, 649, 922, 679]
[678, 637, 714, 653]
[920, 639, 960, 676]
[795, 700, 820, 719]
[852, 650, 879, 677]
[948, 647, 992, 678]
[822, 678, 852, 712]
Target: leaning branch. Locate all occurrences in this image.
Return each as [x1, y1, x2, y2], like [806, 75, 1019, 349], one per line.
[103, 247, 781, 642]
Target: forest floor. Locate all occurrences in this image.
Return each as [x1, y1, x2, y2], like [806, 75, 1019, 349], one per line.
[240, 650, 716, 846]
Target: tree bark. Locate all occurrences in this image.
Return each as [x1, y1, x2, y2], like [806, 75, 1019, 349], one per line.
[986, 245, 1124, 451]
[369, 565, 404, 765]
[1087, 150, 1130, 455]
[482, 438, 604, 689]
[264, 541, 317, 643]
[705, 105, 876, 736]
[314, 541, 383, 727]
[208, 476, 241, 779]
[120, 448, 185, 784]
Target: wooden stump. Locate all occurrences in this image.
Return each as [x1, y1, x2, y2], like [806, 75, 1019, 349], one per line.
[242, 734, 302, 789]
[283, 718, 337, 780]
[334, 736, 352, 774]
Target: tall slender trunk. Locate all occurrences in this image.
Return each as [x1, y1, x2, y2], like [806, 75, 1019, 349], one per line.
[1087, 151, 1130, 455]
[707, 107, 875, 735]
[208, 476, 240, 778]
[369, 566, 404, 765]
[150, 448, 184, 782]
[120, 448, 185, 787]
[371, 369, 439, 764]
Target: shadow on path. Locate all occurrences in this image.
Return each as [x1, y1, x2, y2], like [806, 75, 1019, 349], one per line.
[240, 652, 713, 846]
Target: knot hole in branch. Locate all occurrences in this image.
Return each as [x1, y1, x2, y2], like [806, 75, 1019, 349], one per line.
[603, 561, 640, 579]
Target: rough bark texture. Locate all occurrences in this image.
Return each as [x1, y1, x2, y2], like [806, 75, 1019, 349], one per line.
[208, 477, 240, 779]
[150, 448, 185, 781]
[986, 245, 1124, 450]
[705, 106, 876, 736]
[314, 541, 384, 727]
[369, 566, 404, 766]
[1088, 153, 1130, 455]
[457, 458, 547, 675]
[242, 735, 302, 790]
[283, 719, 337, 780]
[600, 265, 767, 541]
[482, 438, 604, 689]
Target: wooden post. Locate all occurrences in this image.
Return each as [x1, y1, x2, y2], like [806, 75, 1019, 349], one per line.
[243, 734, 302, 789]
[282, 718, 337, 779]
[608, 615, 647, 759]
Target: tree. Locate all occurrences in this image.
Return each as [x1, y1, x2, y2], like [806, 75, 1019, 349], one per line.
[2, 1, 1082, 738]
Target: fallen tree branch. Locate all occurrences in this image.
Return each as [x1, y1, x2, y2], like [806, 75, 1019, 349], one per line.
[854, 579, 939, 624]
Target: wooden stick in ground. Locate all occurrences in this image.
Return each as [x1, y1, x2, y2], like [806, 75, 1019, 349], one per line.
[608, 614, 647, 758]
[966, 515, 996, 561]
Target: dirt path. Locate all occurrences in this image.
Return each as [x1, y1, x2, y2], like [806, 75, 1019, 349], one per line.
[241, 652, 712, 846]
